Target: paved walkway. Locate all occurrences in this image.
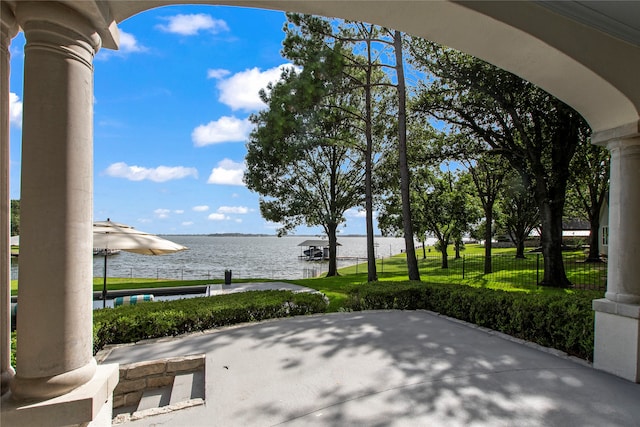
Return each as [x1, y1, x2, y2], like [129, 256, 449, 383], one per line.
[205, 281, 322, 296]
[100, 310, 640, 427]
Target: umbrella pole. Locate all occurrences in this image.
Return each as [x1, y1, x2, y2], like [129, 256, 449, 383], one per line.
[103, 254, 108, 308]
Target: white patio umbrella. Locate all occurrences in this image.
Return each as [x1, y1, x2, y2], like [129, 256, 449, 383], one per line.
[93, 219, 188, 307]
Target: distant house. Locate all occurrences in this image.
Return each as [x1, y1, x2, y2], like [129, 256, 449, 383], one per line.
[562, 219, 591, 245]
[524, 220, 590, 247]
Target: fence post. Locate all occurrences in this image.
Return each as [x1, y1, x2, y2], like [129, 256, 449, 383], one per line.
[462, 255, 465, 279]
[536, 253, 540, 286]
[157, 268, 159, 280]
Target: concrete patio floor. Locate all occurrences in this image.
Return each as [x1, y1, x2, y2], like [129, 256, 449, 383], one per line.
[100, 310, 640, 427]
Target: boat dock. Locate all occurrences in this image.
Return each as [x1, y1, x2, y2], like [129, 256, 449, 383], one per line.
[298, 239, 342, 261]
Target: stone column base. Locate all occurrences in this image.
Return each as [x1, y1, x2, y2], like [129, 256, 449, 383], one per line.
[593, 298, 640, 383]
[0, 363, 119, 427]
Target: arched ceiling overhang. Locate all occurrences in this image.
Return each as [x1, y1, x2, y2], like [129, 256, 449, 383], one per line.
[24, 1, 640, 138]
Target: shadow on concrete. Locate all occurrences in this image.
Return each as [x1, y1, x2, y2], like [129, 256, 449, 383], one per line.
[102, 311, 640, 426]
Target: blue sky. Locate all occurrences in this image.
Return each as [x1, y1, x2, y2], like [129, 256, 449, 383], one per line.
[8, 5, 369, 235]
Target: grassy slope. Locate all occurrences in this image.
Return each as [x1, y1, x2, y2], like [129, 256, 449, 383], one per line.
[293, 245, 605, 312]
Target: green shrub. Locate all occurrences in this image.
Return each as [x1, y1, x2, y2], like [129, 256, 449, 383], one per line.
[346, 282, 595, 361]
[93, 291, 328, 354]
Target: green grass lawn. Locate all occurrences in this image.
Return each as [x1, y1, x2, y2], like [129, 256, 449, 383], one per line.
[290, 245, 605, 312]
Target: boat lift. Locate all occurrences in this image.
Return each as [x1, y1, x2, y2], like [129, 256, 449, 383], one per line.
[298, 240, 341, 261]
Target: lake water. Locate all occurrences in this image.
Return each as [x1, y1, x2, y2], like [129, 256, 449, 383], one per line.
[12, 235, 409, 282]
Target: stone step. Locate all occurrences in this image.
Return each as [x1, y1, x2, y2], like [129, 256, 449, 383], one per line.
[136, 386, 172, 412]
[170, 371, 205, 405]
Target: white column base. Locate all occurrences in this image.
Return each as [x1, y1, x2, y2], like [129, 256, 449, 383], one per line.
[0, 363, 119, 427]
[593, 298, 640, 383]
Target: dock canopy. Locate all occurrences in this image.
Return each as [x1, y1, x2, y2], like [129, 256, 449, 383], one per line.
[298, 240, 341, 261]
[298, 240, 342, 247]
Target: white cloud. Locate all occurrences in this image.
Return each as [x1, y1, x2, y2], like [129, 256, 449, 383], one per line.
[216, 64, 297, 112]
[208, 213, 229, 221]
[263, 221, 282, 230]
[207, 159, 245, 186]
[9, 93, 22, 127]
[154, 208, 171, 219]
[174, 210, 184, 214]
[207, 68, 231, 79]
[192, 116, 252, 146]
[96, 30, 147, 60]
[156, 14, 229, 36]
[218, 206, 249, 214]
[104, 162, 198, 182]
[10, 44, 23, 59]
[345, 208, 367, 218]
[182, 221, 194, 226]
[119, 31, 147, 53]
[193, 205, 210, 212]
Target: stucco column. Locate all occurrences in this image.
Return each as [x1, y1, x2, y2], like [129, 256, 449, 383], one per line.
[0, 2, 19, 396]
[593, 131, 640, 382]
[10, 1, 100, 400]
[602, 135, 640, 304]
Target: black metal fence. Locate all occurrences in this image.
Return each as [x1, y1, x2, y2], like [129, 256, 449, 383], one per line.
[417, 253, 607, 291]
[90, 266, 319, 281]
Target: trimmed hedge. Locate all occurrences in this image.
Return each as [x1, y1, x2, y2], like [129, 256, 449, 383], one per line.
[93, 290, 328, 354]
[346, 282, 597, 361]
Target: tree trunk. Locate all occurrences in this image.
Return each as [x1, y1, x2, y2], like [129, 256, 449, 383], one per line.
[508, 224, 529, 259]
[515, 240, 526, 259]
[365, 135, 377, 282]
[484, 206, 493, 273]
[364, 37, 377, 282]
[440, 239, 449, 269]
[586, 206, 602, 262]
[394, 30, 420, 281]
[538, 199, 571, 287]
[326, 222, 339, 276]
